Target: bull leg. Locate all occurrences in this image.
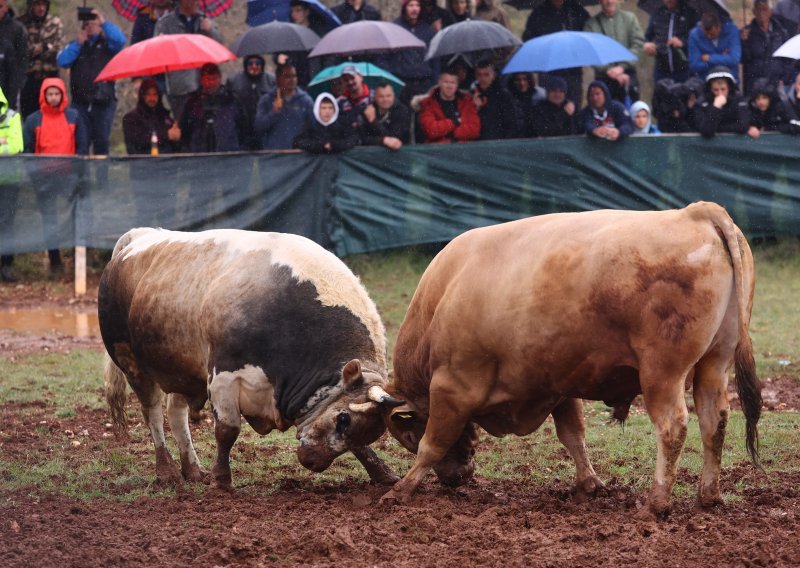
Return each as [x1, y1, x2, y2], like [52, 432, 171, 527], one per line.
[692, 353, 730, 508]
[640, 369, 690, 517]
[381, 368, 479, 503]
[165, 393, 206, 483]
[551, 398, 604, 495]
[208, 370, 243, 491]
[351, 446, 400, 485]
[132, 380, 183, 487]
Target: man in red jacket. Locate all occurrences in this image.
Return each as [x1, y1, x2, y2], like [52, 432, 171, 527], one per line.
[415, 67, 480, 143]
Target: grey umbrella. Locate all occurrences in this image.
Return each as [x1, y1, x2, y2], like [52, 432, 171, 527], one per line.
[426, 20, 521, 61]
[308, 21, 425, 58]
[231, 21, 320, 57]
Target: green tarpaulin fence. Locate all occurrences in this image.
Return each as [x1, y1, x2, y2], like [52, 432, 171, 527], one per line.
[0, 133, 796, 258]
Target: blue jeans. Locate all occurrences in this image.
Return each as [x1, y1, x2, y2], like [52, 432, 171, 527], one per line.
[74, 101, 117, 155]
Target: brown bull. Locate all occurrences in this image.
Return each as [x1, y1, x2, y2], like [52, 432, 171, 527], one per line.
[382, 202, 761, 515]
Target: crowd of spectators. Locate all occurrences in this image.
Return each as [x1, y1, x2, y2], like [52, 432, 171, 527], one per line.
[2, 0, 800, 280]
[0, 0, 797, 156]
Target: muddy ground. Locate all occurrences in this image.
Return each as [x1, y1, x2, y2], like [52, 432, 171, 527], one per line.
[2, 281, 800, 567]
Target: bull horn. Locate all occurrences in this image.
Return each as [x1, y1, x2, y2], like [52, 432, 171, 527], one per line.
[367, 385, 405, 407]
[349, 401, 379, 413]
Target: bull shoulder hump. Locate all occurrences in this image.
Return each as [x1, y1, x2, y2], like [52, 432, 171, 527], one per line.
[118, 228, 386, 362]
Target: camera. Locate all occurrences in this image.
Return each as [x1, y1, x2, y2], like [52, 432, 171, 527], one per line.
[77, 7, 97, 21]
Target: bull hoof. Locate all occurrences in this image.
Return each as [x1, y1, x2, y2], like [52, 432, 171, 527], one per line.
[210, 480, 234, 494]
[434, 459, 475, 488]
[182, 464, 208, 484]
[155, 467, 184, 488]
[371, 470, 401, 486]
[575, 475, 606, 496]
[647, 495, 672, 519]
[379, 487, 412, 505]
[697, 493, 724, 510]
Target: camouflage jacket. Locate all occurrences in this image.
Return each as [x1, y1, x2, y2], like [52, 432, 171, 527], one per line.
[18, 13, 63, 78]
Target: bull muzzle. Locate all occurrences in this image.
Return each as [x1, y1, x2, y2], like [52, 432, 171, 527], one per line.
[297, 444, 335, 473]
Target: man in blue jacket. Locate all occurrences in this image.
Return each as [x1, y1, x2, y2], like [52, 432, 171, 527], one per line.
[688, 12, 741, 83]
[254, 63, 313, 149]
[578, 80, 634, 140]
[56, 8, 124, 154]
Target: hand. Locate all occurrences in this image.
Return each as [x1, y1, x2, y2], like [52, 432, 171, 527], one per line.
[383, 136, 402, 150]
[92, 10, 105, 25]
[276, 53, 289, 65]
[273, 94, 283, 112]
[168, 123, 181, 142]
[324, 142, 332, 151]
[593, 125, 610, 139]
[666, 37, 683, 48]
[643, 42, 657, 56]
[432, 19, 442, 32]
[740, 27, 750, 41]
[747, 126, 761, 139]
[472, 91, 484, 109]
[200, 16, 212, 33]
[713, 94, 727, 108]
[606, 65, 624, 79]
[0, 136, 7, 145]
[687, 93, 697, 108]
[363, 103, 376, 123]
[701, 53, 710, 62]
[606, 127, 620, 141]
[563, 101, 575, 116]
[77, 28, 88, 43]
[616, 72, 630, 87]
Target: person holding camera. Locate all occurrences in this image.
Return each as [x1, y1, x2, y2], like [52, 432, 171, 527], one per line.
[56, 8, 124, 155]
[179, 63, 239, 153]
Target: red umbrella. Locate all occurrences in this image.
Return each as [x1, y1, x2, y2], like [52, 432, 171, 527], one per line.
[112, 0, 234, 22]
[95, 34, 236, 82]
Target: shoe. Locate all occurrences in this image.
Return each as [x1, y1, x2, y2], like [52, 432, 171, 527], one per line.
[48, 262, 65, 281]
[0, 266, 17, 283]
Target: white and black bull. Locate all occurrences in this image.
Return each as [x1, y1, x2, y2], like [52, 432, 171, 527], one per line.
[100, 228, 403, 489]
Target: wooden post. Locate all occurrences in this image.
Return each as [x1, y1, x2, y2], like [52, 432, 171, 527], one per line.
[75, 246, 87, 297]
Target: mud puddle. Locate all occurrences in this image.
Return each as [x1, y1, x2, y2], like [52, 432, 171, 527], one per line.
[0, 307, 100, 337]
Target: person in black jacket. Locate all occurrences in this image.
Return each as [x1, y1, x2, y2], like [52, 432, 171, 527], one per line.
[331, 0, 381, 23]
[740, 0, 795, 96]
[227, 55, 275, 150]
[359, 82, 411, 150]
[0, 0, 28, 111]
[180, 63, 240, 153]
[531, 75, 577, 137]
[522, 0, 588, 102]
[294, 92, 359, 153]
[123, 79, 181, 155]
[643, 0, 699, 83]
[472, 59, 519, 140]
[693, 66, 753, 138]
[747, 77, 800, 137]
[507, 72, 545, 138]
[578, 79, 633, 140]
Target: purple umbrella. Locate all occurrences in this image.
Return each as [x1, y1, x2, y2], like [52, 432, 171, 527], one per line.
[308, 21, 426, 58]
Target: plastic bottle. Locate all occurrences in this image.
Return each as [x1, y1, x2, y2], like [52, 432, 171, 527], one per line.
[150, 131, 159, 156]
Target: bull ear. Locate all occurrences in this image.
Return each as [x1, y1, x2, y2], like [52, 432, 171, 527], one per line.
[342, 359, 362, 386]
[390, 405, 417, 430]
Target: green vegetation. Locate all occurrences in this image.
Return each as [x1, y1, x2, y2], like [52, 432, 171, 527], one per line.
[1, 243, 798, 503]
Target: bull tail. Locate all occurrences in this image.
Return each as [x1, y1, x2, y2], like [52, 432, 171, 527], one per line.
[696, 202, 762, 466]
[104, 354, 129, 435]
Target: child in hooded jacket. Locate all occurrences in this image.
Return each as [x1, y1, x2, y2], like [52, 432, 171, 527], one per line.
[747, 78, 800, 138]
[22, 77, 88, 278]
[293, 92, 359, 153]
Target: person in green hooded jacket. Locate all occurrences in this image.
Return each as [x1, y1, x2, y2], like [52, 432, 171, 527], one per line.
[0, 85, 24, 282]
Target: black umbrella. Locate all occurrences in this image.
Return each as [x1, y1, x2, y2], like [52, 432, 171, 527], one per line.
[638, 0, 729, 18]
[230, 21, 320, 57]
[503, 0, 597, 12]
[425, 20, 522, 60]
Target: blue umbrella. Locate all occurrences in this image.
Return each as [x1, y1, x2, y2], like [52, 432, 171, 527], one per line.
[307, 61, 405, 98]
[502, 31, 637, 74]
[246, 0, 341, 32]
